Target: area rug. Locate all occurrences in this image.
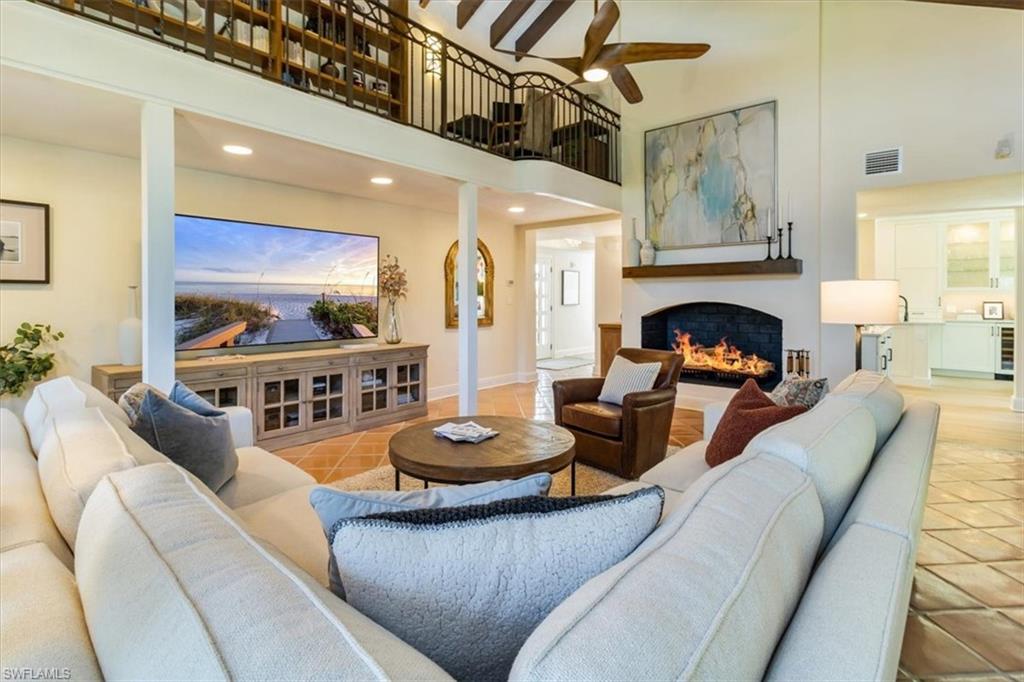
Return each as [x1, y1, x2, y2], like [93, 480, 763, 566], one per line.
[536, 355, 594, 372]
[328, 452, 684, 497]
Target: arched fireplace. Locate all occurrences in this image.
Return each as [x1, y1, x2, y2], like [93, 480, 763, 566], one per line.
[641, 302, 783, 390]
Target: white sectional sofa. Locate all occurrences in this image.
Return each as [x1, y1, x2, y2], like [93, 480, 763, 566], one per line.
[0, 371, 938, 681]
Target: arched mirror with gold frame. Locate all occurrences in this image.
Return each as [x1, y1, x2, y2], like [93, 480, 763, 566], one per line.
[444, 239, 494, 328]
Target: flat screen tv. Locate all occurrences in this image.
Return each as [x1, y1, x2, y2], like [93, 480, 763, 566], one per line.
[175, 215, 379, 351]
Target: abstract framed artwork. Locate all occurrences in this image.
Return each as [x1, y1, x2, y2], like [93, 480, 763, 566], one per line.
[644, 100, 777, 249]
[0, 199, 50, 284]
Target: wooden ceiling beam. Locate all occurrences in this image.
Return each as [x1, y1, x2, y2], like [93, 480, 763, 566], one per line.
[490, 0, 536, 48]
[456, 0, 485, 28]
[908, 0, 1023, 9]
[514, 0, 574, 61]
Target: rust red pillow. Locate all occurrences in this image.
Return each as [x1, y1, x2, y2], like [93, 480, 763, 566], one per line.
[705, 379, 808, 467]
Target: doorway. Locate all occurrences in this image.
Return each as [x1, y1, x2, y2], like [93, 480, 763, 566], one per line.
[535, 254, 553, 361]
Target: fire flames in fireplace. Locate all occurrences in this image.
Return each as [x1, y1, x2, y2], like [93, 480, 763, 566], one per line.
[672, 330, 775, 378]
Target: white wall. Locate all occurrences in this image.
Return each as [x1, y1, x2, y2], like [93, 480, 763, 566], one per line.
[538, 246, 595, 357]
[618, 1, 822, 383]
[0, 135, 521, 400]
[594, 235, 622, 327]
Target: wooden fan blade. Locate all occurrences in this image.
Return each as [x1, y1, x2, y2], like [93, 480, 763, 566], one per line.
[581, 0, 620, 68]
[594, 42, 711, 68]
[492, 47, 582, 75]
[610, 64, 642, 103]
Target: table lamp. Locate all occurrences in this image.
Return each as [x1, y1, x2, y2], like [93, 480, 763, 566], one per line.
[821, 280, 900, 370]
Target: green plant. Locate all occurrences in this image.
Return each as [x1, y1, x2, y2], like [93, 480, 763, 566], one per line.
[0, 323, 65, 397]
[175, 294, 277, 345]
[308, 299, 379, 338]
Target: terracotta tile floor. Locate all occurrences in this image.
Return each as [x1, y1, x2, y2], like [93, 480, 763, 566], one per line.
[276, 369, 1024, 678]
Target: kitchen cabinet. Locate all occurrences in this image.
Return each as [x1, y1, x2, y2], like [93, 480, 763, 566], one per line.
[945, 218, 1015, 291]
[894, 224, 942, 318]
[940, 324, 997, 373]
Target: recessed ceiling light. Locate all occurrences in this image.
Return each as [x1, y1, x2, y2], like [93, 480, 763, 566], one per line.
[508, 206, 526, 214]
[370, 176, 394, 185]
[222, 144, 253, 156]
[582, 68, 609, 83]
[857, 212, 869, 219]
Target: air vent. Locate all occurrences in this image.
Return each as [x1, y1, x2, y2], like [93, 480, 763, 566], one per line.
[864, 147, 902, 176]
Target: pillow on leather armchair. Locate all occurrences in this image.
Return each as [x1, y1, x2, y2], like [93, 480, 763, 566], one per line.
[705, 379, 807, 467]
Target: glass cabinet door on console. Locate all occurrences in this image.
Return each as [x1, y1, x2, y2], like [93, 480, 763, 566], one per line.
[258, 375, 305, 438]
[393, 361, 425, 410]
[186, 381, 245, 408]
[356, 365, 391, 418]
[307, 369, 348, 428]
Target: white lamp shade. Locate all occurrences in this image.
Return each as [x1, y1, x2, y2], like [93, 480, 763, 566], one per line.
[821, 280, 900, 325]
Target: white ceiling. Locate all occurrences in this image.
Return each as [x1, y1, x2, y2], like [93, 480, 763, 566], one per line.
[0, 66, 614, 225]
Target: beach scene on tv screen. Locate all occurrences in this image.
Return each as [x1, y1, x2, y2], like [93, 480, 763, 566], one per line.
[175, 216, 379, 350]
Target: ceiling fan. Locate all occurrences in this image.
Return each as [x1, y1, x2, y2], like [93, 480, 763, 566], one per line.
[498, 0, 710, 104]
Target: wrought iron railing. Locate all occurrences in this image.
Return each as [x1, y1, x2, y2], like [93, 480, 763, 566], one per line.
[36, 0, 622, 184]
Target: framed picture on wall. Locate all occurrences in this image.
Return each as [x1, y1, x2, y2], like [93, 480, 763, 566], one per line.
[0, 200, 50, 284]
[982, 301, 1004, 320]
[561, 270, 580, 306]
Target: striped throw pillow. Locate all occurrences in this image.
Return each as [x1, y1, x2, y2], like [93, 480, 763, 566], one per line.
[597, 355, 661, 405]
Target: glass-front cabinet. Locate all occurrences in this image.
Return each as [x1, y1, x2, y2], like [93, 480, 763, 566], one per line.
[258, 375, 304, 438]
[944, 215, 1016, 291]
[394, 361, 424, 410]
[308, 369, 348, 428]
[357, 365, 391, 418]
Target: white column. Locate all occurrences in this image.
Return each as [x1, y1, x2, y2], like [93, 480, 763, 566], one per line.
[1013, 207, 1023, 412]
[140, 102, 176, 392]
[457, 183, 479, 416]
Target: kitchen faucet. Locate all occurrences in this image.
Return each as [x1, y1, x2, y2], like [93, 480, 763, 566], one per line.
[898, 295, 909, 322]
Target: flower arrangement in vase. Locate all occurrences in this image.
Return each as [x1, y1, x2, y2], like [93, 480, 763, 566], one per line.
[379, 254, 408, 344]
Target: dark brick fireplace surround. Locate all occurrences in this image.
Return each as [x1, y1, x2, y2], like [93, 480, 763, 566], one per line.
[641, 302, 783, 390]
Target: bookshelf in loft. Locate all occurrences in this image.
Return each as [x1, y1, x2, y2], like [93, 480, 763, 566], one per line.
[80, 0, 409, 121]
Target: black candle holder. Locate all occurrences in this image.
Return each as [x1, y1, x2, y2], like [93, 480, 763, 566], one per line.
[786, 221, 795, 259]
[775, 225, 784, 260]
[764, 230, 776, 261]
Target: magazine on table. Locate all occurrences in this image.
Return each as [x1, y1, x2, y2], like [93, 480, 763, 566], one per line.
[433, 421, 499, 444]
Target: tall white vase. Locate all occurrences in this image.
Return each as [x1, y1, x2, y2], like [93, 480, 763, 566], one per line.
[118, 285, 142, 366]
[625, 218, 642, 267]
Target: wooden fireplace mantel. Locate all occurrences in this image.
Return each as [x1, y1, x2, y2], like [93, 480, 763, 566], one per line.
[623, 259, 802, 279]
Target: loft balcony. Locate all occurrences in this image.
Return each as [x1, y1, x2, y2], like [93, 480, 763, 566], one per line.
[32, 0, 622, 184]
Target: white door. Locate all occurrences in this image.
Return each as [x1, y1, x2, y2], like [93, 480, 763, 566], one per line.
[535, 255, 553, 360]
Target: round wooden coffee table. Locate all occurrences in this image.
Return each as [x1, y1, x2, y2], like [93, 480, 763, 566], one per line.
[388, 416, 577, 494]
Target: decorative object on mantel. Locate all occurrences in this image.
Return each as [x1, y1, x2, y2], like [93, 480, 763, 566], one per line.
[786, 222, 795, 259]
[639, 236, 656, 266]
[625, 218, 641, 267]
[379, 254, 408, 344]
[821, 280, 899, 371]
[982, 301, 1005, 320]
[445, 239, 494, 328]
[117, 285, 142, 365]
[0, 322, 64, 397]
[645, 100, 776, 249]
[623, 258, 802, 279]
[0, 199, 50, 284]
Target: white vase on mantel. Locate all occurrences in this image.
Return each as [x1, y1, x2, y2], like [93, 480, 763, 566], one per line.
[118, 285, 142, 366]
[640, 239, 656, 266]
[625, 219, 642, 267]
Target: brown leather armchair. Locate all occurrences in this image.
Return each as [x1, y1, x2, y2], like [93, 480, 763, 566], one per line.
[553, 348, 684, 480]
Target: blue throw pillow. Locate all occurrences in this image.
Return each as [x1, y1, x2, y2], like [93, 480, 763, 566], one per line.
[309, 473, 553, 596]
[131, 381, 238, 492]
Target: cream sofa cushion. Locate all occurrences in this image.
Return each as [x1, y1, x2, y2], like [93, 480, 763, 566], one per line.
[217, 446, 315, 509]
[0, 412, 73, 569]
[37, 408, 167, 548]
[766, 523, 912, 681]
[639, 441, 709, 494]
[23, 375, 129, 453]
[511, 453, 823, 681]
[0, 542, 102, 680]
[234, 484, 328, 585]
[75, 463, 453, 681]
[831, 370, 904, 453]
[743, 396, 876, 552]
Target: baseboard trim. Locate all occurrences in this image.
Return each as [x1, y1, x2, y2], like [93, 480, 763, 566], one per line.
[1012, 394, 1024, 413]
[428, 373, 522, 402]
